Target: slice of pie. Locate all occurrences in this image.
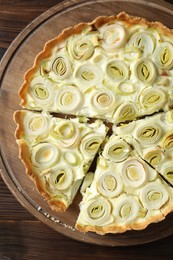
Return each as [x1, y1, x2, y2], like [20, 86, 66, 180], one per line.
[19, 12, 173, 123]
[14, 110, 107, 211]
[76, 135, 173, 234]
[114, 111, 173, 185]
[14, 12, 173, 235]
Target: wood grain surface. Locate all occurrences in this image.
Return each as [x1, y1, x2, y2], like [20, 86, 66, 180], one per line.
[1, 0, 173, 259]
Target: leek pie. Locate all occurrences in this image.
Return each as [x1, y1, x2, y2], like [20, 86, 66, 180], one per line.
[14, 12, 173, 234]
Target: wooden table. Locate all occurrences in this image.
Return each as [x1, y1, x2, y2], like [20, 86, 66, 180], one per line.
[1, 0, 173, 259]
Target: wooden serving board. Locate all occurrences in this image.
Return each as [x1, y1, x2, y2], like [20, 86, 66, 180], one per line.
[1, 0, 173, 246]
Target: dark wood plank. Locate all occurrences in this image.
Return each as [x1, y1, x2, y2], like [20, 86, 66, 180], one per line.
[0, 221, 173, 260]
[0, 48, 6, 59]
[0, 0, 64, 48]
[0, 176, 36, 220]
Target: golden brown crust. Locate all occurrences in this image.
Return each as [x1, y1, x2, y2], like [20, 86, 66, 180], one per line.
[19, 11, 173, 107]
[75, 223, 129, 235]
[48, 199, 67, 212]
[13, 110, 25, 139]
[75, 211, 165, 235]
[161, 193, 173, 217]
[117, 12, 173, 36]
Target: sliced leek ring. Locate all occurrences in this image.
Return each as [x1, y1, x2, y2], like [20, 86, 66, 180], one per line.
[128, 31, 156, 56]
[140, 181, 169, 210]
[139, 87, 166, 113]
[160, 161, 173, 184]
[75, 63, 103, 88]
[134, 123, 162, 145]
[63, 151, 82, 166]
[51, 121, 75, 140]
[33, 84, 49, 99]
[116, 82, 136, 96]
[154, 42, 173, 70]
[29, 77, 55, 106]
[56, 85, 84, 113]
[30, 84, 52, 106]
[114, 102, 138, 123]
[121, 159, 148, 188]
[31, 143, 60, 169]
[90, 89, 116, 114]
[97, 171, 123, 198]
[162, 131, 173, 151]
[93, 52, 106, 66]
[106, 60, 128, 82]
[99, 23, 126, 51]
[163, 111, 173, 124]
[83, 196, 112, 226]
[50, 167, 74, 191]
[51, 54, 71, 80]
[56, 121, 75, 139]
[134, 59, 157, 84]
[113, 194, 139, 224]
[67, 34, 96, 60]
[144, 149, 164, 167]
[24, 112, 52, 137]
[80, 133, 103, 159]
[50, 121, 80, 148]
[102, 135, 131, 162]
[123, 47, 141, 62]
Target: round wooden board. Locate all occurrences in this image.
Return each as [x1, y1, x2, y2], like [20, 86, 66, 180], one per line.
[1, 0, 173, 246]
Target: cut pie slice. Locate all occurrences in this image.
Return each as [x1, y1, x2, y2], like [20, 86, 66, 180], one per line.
[76, 135, 173, 235]
[14, 110, 107, 211]
[19, 12, 173, 123]
[114, 111, 173, 185]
